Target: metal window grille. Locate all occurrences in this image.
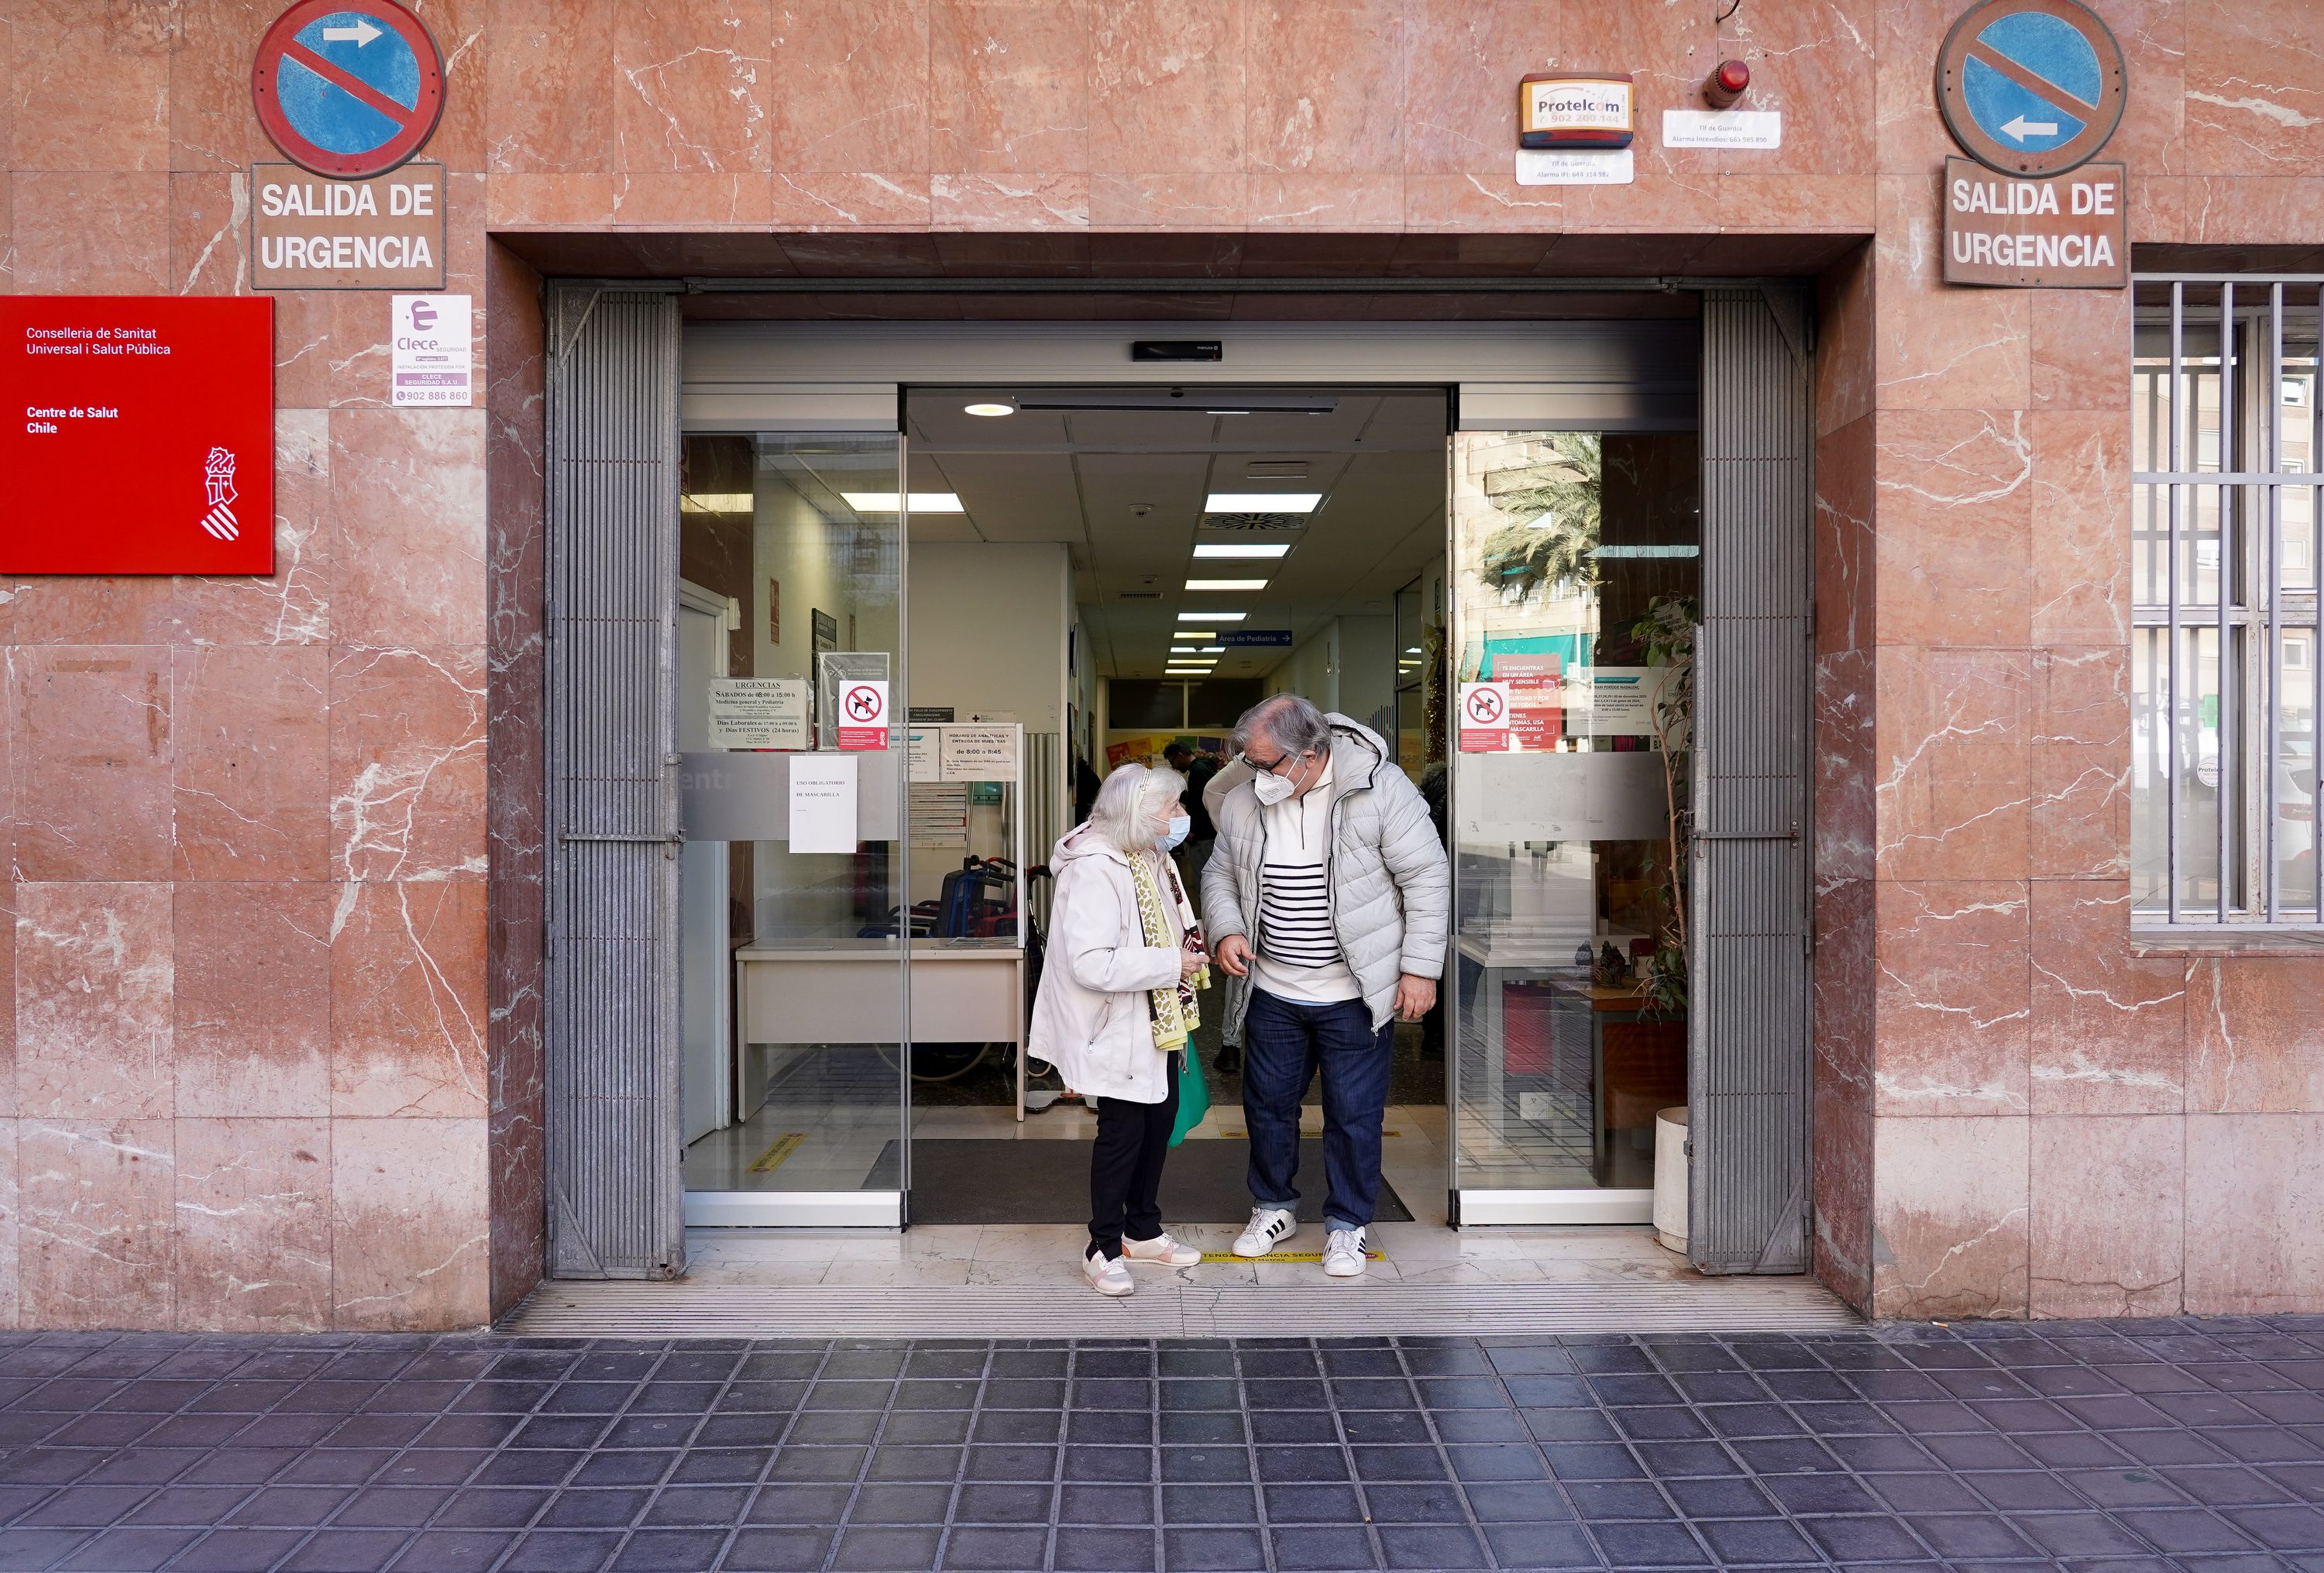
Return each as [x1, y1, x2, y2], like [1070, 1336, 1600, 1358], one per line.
[2131, 276, 2323, 929]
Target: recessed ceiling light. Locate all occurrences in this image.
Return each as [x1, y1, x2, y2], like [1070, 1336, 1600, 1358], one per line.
[1171, 645, 1208, 654]
[1185, 579, 1267, 591]
[1193, 543, 1291, 559]
[1205, 493, 1322, 513]
[962, 401, 1016, 418]
[1174, 630, 1217, 642]
[840, 491, 964, 513]
[1177, 611, 1248, 621]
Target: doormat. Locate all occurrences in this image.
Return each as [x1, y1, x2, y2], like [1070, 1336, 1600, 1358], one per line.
[865, 1139, 1413, 1227]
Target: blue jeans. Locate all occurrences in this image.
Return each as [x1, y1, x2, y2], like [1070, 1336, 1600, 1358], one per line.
[1242, 987, 1393, 1233]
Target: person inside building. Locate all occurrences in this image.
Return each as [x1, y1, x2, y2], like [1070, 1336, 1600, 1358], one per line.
[1202, 694, 1449, 1278]
[1161, 742, 1220, 904]
[1029, 762, 1211, 1296]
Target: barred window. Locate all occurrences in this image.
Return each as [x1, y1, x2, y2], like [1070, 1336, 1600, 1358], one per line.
[2132, 277, 2320, 928]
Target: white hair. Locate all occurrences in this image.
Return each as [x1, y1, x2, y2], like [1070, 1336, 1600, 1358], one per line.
[1234, 693, 1332, 761]
[1088, 762, 1184, 855]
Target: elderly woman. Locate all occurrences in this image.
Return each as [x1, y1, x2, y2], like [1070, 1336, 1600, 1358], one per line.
[1030, 762, 1211, 1296]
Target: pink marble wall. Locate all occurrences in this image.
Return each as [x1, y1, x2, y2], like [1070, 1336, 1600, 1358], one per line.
[4, 0, 2322, 1326]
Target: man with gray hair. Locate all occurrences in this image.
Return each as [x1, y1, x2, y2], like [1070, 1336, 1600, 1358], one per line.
[1201, 694, 1449, 1277]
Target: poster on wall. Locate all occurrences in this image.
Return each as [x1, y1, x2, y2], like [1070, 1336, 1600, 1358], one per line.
[941, 725, 1018, 783]
[2, 294, 275, 575]
[1457, 682, 1513, 752]
[1588, 666, 1674, 737]
[707, 677, 809, 750]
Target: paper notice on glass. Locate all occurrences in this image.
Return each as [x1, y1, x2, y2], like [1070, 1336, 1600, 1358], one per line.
[940, 724, 1018, 782]
[788, 753, 859, 852]
[907, 727, 941, 783]
[708, 677, 810, 750]
[1588, 666, 1674, 737]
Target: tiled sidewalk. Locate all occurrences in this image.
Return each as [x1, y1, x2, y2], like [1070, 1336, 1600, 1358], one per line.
[0, 1320, 2315, 1571]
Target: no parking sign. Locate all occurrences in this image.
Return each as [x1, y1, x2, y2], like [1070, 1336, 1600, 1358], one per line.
[251, 1, 445, 179]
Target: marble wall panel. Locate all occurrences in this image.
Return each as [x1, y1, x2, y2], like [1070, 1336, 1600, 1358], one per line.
[1812, 877, 1875, 1312]
[8, 1, 170, 172]
[18, 1120, 174, 1330]
[330, 882, 489, 1121]
[328, 648, 488, 884]
[1874, 879, 2031, 1117]
[171, 646, 331, 882]
[2029, 1113, 2185, 1317]
[2028, 882, 2185, 1116]
[930, 0, 1091, 175]
[173, 1117, 332, 1332]
[1085, 0, 1244, 177]
[9, 172, 171, 294]
[326, 411, 490, 649]
[1717, 0, 1879, 178]
[15, 883, 171, 1124]
[2185, 1112, 2324, 1313]
[768, 0, 930, 174]
[2029, 411, 2132, 649]
[1872, 177, 2030, 412]
[610, 2, 772, 175]
[1875, 645, 2033, 882]
[0, 1131, 19, 1329]
[167, 0, 273, 175]
[2030, 287, 2132, 414]
[331, 1118, 490, 1330]
[483, 0, 618, 173]
[167, 171, 249, 298]
[1871, 1113, 2030, 1320]
[2085, 0, 2185, 176]
[1245, 0, 1404, 177]
[2181, 0, 2324, 178]
[174, 882, 332, 1120]
[1872, 411, 2033, 649]
[2185, 956, 2324, 1113]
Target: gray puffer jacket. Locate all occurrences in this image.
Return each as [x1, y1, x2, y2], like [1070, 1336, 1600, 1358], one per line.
[1200, 714, 1451, 1035]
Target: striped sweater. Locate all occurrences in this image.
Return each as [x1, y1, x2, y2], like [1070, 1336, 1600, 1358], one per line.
[1251, 759, 1363, 1005]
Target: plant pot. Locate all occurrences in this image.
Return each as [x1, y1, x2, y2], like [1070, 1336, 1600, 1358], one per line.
[1652, 1106, 1688, 1254]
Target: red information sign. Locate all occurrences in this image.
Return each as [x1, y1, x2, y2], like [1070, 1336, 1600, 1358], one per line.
[3, 296, 275, 575]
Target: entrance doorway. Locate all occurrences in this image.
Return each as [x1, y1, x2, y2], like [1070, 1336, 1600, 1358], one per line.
[671, 377, 1702, 1236]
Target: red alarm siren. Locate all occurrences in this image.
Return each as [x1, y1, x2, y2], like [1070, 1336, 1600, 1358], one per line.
[1704, 60, 1750, 108]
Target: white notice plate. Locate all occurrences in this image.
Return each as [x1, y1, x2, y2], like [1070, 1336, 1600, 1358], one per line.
[1661, 109, 1783, 150]
[1514, 148, 1635, 186]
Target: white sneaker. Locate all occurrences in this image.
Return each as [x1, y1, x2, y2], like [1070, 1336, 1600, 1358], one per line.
[1121, 1231, 1202, 1267]
[1232, 1206, 1297, 1258]
[1083, 1250, 1134, 1297]
[1323, 1227, 1367, 1278]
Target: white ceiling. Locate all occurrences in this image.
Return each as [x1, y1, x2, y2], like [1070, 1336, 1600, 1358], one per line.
[904, 387, 1447, 680]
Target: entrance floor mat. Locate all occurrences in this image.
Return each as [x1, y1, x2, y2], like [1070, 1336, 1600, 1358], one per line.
[866, 1138, 1415, 1226]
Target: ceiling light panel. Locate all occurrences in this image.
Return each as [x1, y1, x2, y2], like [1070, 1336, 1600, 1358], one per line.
[1205, 493, 1322, 513]
[1177, 611, 1248, 621]
[1184, 579, 1267, 591]
[839, 491, 965, 514]
[1192, 543, 1291, 559]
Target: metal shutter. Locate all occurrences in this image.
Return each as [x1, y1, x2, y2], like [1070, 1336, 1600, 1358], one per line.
[1689, 287, 1814, 1275]
[543, 284, 686, 1279]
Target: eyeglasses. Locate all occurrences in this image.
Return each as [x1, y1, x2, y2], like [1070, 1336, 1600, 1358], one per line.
[1245, 749, 1301, 774]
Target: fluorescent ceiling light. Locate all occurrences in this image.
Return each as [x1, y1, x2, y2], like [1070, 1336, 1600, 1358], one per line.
[1185, 579, 1267, 591]
[1167, 666, 1213, 675]
[840, 491, 964, 514]
[1171, 645, 1209, 654]
[1193, 542, 1291, 559]
[962, 401, 1016, 417]
[681, 494, 754, 512]
[1404, 647, 1422, 654]
[1206, 493, 1322, 513]
[1177, 611, 1247, 621]
[1174, 630, 1217, 641]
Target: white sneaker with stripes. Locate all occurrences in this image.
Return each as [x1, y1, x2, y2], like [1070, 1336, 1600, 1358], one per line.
[1232, 1206, 1297, 1258]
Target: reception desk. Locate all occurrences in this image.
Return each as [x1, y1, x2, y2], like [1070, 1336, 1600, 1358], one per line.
[733, 938, 1032, 1117]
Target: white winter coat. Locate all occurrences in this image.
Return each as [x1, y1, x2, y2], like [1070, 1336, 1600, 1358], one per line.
[1026, 824, 1195, 1104]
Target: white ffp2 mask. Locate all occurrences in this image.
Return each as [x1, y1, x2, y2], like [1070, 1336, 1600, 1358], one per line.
[1252, 769, 1296, 807]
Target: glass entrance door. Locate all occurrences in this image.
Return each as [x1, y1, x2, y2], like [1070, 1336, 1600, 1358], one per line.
[676, 430, 910, 1226]
[1445, 429, 1700, 1224]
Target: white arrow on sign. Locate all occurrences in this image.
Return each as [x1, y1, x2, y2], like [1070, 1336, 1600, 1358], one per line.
[321, 18, 383, 45]
[2000, 113, 2060, 142]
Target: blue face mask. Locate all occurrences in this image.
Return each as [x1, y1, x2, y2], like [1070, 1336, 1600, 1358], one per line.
[1157, 814, 1191, 852]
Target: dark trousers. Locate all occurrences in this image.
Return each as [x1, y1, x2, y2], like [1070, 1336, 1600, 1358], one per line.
[1242, 988, 1394, 1233]
[1088, 1056, 1181, 1260]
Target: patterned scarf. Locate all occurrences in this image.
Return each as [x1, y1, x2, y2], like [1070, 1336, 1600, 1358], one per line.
[1129, 852, 1208, 1052]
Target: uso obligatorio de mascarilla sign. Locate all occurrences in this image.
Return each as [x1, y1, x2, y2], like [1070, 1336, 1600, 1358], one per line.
[4, 297, 274, 576]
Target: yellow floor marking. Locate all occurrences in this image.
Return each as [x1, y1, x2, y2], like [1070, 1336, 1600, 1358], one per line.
[747, 1132, 807, 1175]
[1197, 1251, 1384, 1263]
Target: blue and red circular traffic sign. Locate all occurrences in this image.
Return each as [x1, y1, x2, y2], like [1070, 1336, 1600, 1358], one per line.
[251, 1, 444, 179]
[1936, 0, 2125, 177]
